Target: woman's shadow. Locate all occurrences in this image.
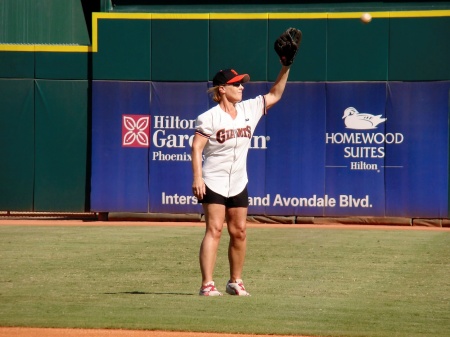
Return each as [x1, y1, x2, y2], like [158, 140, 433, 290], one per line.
[104, 290, 194, 296]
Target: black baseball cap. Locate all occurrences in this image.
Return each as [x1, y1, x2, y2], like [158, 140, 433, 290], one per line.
[212, 69, 250, 86]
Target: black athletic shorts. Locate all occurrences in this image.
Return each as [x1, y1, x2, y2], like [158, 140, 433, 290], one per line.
[198, 184, 249, 208]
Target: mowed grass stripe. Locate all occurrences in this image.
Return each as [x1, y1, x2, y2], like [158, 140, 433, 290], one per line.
[0, 226, 448, 337]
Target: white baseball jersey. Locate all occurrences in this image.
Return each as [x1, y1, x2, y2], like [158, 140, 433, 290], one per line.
[195, 95, 266, 197]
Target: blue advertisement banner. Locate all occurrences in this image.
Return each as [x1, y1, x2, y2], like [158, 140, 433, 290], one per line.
[148, 82, 209, 213]
[385, 82, 449, 218]
[260, 82, 327, 216]
[91, 81, 150, 212]
[324, 82, 388, 216]
[90, 80, 449, 218]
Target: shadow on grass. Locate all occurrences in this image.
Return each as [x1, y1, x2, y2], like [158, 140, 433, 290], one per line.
[103, 291, 195, 296]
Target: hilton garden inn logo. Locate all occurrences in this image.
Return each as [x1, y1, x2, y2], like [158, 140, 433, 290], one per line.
[122, 115, 150, 147]
[326, 107, 403, 172]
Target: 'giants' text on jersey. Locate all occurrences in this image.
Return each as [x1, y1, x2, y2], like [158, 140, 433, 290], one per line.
[216, 126, 252, 143]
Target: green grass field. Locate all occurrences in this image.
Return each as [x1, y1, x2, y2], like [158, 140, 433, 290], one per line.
[0, 224, 449, 337]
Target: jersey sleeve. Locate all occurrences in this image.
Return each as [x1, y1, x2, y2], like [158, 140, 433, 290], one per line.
[240, 95, 267, 126]
[195, 111, 213, 139]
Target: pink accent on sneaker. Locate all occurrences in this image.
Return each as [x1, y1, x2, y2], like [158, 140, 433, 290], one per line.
[199, 281, 223, 296]
[226, 279, 251, 296]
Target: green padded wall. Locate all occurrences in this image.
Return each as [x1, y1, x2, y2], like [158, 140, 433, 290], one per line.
[0, 0, 90, 44]
[327, 18, 389, 81]
[209, 17, 268, 81]
[269, 19, 327, 81]
[0, 79, 34, 211]
[34, 80, 88, 212]
[90, 12, 450, 82]
[35, 53, 89, 80]
[0, 52, 34, 79]
[1, 4, 450, 214]
[151, 19, 208, 81]
[389, 17, 450, 80]
[93, 19, 151, 80]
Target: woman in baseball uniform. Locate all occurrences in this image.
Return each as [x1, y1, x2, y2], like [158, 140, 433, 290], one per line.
[191, 64, 292, 296]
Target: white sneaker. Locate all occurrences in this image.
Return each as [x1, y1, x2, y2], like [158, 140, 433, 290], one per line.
[226, 279, 251, 296]
[199, 281, 223, 296]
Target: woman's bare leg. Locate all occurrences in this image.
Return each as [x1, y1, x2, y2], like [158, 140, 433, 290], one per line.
[199, 203, 226, 285]
[226, 207, 248, 282]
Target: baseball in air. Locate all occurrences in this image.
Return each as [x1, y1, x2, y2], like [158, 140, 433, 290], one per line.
[360, 12, 372, 23]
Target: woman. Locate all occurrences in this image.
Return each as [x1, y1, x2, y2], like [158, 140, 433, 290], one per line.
[191, 64, 292, 296]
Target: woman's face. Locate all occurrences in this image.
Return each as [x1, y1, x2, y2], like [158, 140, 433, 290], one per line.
[221, 83, 244, 103]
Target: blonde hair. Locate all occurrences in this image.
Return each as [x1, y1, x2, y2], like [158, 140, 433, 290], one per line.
[207, 86, 221, 103]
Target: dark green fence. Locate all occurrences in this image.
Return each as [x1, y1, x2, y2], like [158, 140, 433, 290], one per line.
[0, 0, 449, 214]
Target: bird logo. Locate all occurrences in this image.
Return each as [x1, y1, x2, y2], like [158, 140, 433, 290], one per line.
[342, 107, 387, 130]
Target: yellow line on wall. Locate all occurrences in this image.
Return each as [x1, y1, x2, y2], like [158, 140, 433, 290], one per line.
[0, 44, 34, 52]
[94, 12, 152, 20]
[327, 12, 391, 19]
[327, 9, 450, 19]
[210, 13, 268, 19]
[151, 13, 210, 19]
[269, 13, 328, 19]
[0, 10, 449, 53]
[389, 10, 450, 17]
[0, 44, 91, 52]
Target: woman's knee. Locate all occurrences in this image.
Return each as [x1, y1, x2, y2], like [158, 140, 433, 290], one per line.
[228, 223, 247, 241]
[226, 207, 248, 240]
[206, 224, 224, 240]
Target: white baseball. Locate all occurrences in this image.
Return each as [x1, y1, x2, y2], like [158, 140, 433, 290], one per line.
[361, 12, 372, 23]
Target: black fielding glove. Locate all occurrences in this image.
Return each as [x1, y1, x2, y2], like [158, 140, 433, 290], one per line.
[274, 28, 302, 66]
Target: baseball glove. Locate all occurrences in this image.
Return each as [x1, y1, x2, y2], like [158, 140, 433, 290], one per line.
[274, 28, 302, 66]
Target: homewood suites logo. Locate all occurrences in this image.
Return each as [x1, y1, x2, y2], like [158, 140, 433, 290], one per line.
[342, 107, 387, 130]
[326, 107, 403, 172]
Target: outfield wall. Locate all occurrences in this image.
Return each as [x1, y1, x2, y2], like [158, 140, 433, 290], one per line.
[0, 0, 449, 218]
[91, 80, 450, 218]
